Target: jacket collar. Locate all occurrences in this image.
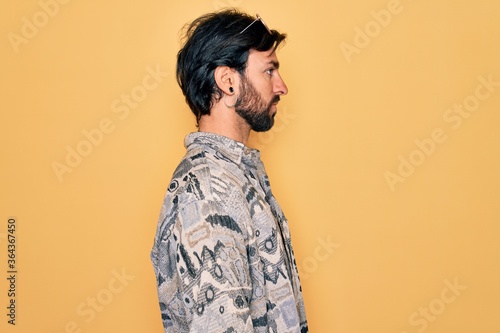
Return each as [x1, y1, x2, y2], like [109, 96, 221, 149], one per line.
[184, 132, 261, 166]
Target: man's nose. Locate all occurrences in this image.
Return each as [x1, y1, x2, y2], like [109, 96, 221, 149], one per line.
[274, 73, 288, 96]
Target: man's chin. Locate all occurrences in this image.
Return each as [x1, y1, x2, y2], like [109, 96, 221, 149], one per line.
[252, 119, 274, 132]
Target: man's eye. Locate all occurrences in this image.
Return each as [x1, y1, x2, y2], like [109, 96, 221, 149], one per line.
[265, 69, 274, 75]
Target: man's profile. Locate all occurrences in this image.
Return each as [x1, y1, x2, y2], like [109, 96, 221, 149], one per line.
[151, 9, 308, 332]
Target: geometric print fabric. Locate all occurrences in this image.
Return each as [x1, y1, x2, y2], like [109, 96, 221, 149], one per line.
[151, 132, 308, 332]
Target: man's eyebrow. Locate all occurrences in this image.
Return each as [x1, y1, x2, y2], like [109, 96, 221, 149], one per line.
[266, 60, 280, 69]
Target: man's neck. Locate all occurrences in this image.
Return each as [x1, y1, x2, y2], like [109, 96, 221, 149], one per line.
[198, 106, 251, 144]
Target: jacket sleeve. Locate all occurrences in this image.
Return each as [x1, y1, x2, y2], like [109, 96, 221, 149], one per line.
[151, 198, 255, 333]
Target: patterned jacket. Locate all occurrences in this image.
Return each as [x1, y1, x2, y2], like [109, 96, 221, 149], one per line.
[151, 132, 308, 332]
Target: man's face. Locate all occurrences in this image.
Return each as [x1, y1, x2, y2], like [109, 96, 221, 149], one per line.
[235, 49, 288, 132]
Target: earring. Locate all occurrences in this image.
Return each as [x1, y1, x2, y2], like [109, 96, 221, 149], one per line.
[229, 87, 234, 93]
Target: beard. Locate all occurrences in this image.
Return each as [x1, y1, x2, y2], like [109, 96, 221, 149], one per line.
[234, 76, 280, 132]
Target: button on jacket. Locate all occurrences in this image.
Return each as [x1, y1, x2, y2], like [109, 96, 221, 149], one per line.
[151, 132, 308, 332]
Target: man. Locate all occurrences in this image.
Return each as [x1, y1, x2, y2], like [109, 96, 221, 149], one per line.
[151, 9, 308, 332]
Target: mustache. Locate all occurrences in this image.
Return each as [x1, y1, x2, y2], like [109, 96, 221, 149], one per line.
[270, 95, 280, 104]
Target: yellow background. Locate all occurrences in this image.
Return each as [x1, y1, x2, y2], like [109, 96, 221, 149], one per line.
[1, 0, 499, 332]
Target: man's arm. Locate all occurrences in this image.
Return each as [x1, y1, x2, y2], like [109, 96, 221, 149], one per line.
[152, 199, 254, 332]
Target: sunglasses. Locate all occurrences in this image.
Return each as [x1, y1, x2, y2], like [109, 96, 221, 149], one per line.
[239, 14, 272, 35]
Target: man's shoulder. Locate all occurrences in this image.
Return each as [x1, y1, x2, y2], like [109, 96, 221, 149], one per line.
[171, 145, 234, 180]
[168, 146, 243, 203]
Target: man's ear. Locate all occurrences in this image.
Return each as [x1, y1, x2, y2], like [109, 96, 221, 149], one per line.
[214, 66, 239, 95]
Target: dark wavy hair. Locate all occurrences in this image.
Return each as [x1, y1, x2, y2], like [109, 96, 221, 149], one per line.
[176, 9, 287, 124]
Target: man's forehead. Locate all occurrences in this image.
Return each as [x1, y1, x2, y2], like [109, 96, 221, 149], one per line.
[248, 49, 280, 66]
